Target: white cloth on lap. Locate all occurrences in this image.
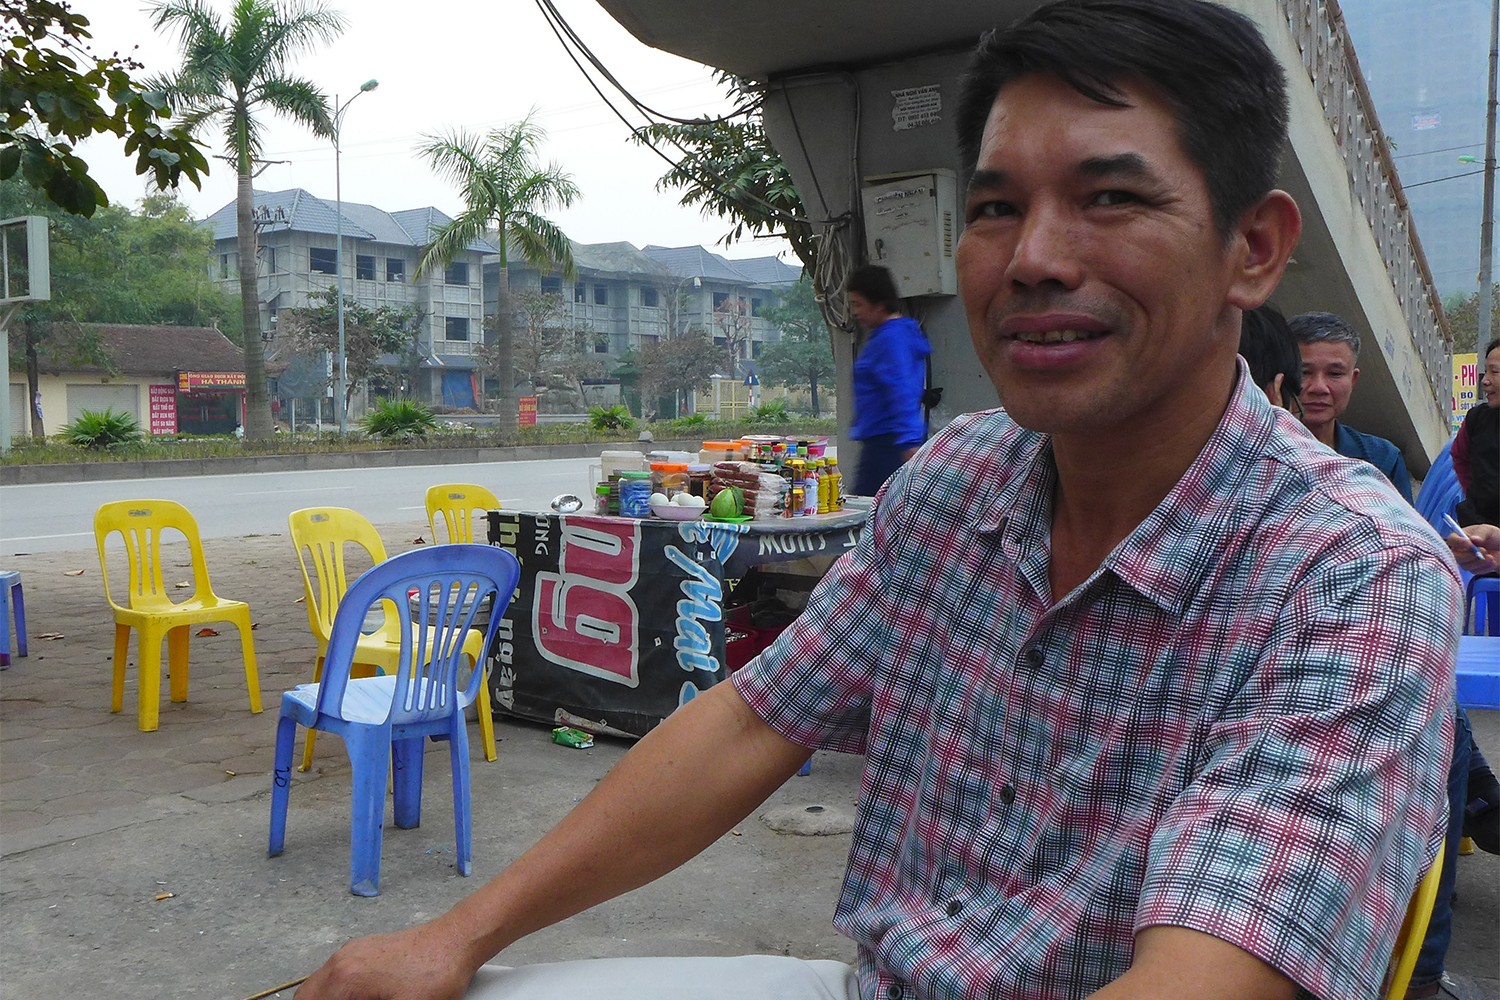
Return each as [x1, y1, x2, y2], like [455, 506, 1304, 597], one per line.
[466, 955, 858, 1000]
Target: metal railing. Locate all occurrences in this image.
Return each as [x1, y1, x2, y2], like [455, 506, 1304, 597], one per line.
[1280, 0, 1452, 408]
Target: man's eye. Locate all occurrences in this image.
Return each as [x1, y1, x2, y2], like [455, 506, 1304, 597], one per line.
[970, 200, 1016, 219]
[1091, 190, 1138, 207]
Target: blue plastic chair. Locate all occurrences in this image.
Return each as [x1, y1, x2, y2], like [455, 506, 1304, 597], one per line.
[0, 570, 25, 668]
[268, 543, 520, 896]
[1466, 577, 1500, 637]
[1415, 440, 1462, 537]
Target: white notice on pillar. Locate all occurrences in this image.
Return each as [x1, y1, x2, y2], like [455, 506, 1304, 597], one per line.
[891, 85, 942, 131]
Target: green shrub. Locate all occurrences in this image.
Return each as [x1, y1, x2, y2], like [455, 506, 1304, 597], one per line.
[361, 398, 438, 439]
[669, 412, 709, 429]
[63, 408, 143, 449]
[746, 399, 791, 425]
[587, 404, 635, 431]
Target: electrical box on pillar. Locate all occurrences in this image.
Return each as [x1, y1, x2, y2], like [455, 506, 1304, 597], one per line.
[861, 171, 958, 298]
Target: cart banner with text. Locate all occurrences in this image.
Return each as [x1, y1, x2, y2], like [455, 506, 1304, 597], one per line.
[485, 506, 867, 738]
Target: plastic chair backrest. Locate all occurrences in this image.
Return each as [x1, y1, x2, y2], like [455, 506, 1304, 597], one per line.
[426, 484, 500, 545]
[1414, 441, 1462, 536]
[94, 500, 213, 612]
[1385, 840, 1446, 998]
[287, 508, 389, 645]
[1466, 576, 1500, 636]
[316, 544, 519, 726]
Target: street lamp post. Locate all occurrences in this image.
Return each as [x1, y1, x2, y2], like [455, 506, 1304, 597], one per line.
[1479, 0, 1498, 346]
[333, 78, 379, 434]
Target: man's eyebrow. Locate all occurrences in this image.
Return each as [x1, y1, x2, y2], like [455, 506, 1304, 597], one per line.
[966, 168, 1009, 192]
[1077, 152, 1160, 183]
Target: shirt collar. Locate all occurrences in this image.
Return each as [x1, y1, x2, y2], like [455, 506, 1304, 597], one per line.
[973, 358, 1276, 615]
[1103, 358, 1276, 614]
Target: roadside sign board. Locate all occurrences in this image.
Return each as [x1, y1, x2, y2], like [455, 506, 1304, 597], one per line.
[1453, 353, 1479, 433]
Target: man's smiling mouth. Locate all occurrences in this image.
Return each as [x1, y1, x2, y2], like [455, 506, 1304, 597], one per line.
[1010, 329, 1109, 344]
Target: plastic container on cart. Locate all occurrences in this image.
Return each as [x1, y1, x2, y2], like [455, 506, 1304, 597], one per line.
[645, 450, 695, 465]
[699, 442, 738, 465]
[686, 463, 713, 498]
[649, 462, 690, 498]
[600, 450, 646, 479]
[619, 471, 654, 517]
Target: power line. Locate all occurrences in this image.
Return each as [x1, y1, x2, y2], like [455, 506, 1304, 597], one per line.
[1404, 169, 1485, 189]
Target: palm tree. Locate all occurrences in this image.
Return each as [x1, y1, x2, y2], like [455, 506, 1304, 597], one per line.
[418, 117, 579, 432]
[148, 0, 345, 439]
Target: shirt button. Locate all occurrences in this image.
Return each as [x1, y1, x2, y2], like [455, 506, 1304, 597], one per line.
[888, 986, 902, 999]
[946, 899, 964, 916]
[1024, 647, 1044, 669]
[1000, 783, 1016, 805]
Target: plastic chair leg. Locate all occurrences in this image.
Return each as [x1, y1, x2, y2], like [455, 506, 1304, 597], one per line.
[136, 624, 164, 732]
[450, 714, 473, 877]
[347, 729, 391, 896]
[166, 625, 190, 703]
[233, 607, 263, 714]
[476, 665, 497, 763]
[268, 715, 298, 856]
[392, 736, 425, 830]
[10, 582, 23, 658]
[0, 590, 8, 668]
[300, 656, 325, 772]
[111, 625, 130, 712]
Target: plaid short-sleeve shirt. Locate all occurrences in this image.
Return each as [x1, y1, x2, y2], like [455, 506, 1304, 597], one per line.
[734, 366, 1459, 1000]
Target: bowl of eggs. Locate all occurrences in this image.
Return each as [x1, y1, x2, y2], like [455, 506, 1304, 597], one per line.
[649, 492, 708, 520]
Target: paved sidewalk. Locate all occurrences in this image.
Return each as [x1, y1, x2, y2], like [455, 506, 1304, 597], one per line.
[1, 525, 1496, 1000]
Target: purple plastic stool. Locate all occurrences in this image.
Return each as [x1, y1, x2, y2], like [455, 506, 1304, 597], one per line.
[0, 570, 26, 668]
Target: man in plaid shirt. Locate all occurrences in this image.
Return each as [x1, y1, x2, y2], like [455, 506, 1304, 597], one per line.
[297, 1, 1459, 998]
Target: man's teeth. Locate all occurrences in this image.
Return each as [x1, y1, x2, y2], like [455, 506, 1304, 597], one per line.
[1014, 329, 1103, 344]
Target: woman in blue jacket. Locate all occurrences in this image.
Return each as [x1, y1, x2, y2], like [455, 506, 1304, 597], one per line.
[845, 265, 932, 497]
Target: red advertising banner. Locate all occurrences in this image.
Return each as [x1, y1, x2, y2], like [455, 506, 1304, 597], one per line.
[178, 371, 246, 391]
[518, 395, 538, 427]
[148, 384, 177, 436]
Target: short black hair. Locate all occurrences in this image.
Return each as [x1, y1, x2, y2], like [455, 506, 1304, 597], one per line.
[955, 0, 1289, 237]
[1239, 304, 1301, 401]
[1486, 338, 1499, 358]
[845, 265, 902, 313]
[1288, 311, 1361, 358]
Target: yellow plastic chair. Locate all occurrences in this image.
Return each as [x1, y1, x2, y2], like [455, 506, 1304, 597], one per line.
[1384, 840, 1446, 999]
[426, 483, 501, 545]
[288, 507, 498, 768]
[93, 500, 262, 732]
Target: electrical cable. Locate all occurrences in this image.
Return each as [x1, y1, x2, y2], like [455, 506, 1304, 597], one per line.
[531, 0, 814, 230]
[535, 0, 764, 127]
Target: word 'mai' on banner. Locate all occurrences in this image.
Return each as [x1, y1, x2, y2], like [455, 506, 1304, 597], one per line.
[179, 371, 246, 391]
[518, 395, 538, 427]
[1453, 353, 1479, 433]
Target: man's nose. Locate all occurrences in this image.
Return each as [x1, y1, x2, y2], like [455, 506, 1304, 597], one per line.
[1004, 203, 1084, 290]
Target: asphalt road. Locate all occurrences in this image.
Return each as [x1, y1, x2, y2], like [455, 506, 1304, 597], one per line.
[0, 457, 598, 554]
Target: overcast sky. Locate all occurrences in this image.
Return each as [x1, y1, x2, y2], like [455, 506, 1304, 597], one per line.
[69, 0, 794, 261]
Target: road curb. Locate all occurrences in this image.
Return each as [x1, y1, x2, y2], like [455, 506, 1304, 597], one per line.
[0, 438, 722, 486]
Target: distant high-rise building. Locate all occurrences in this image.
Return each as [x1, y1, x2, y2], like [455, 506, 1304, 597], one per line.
[1344, 0, 1489, 301]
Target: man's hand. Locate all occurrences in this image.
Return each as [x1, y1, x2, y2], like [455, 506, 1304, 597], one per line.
[1446, 522, 1500, 576]
[292, 681, 808, 999]
[295, 917, 478, 1000]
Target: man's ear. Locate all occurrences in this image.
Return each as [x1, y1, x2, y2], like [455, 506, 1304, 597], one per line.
[1351, 366, 1360, 388]
[1269, 372, 1286, 409]
[1226, 190, 1302, 310]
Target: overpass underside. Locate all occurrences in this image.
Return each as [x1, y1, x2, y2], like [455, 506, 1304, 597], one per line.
[598, 0, 1453, 474]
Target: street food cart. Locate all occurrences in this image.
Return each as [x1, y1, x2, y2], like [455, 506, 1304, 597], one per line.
[484, 502, 869, 738]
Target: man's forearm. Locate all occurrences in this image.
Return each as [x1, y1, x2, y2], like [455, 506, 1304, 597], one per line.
[439, 680, 812, 974]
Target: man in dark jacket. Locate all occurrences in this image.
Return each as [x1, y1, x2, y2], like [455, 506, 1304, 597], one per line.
[1291, 311, 1414, 503]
